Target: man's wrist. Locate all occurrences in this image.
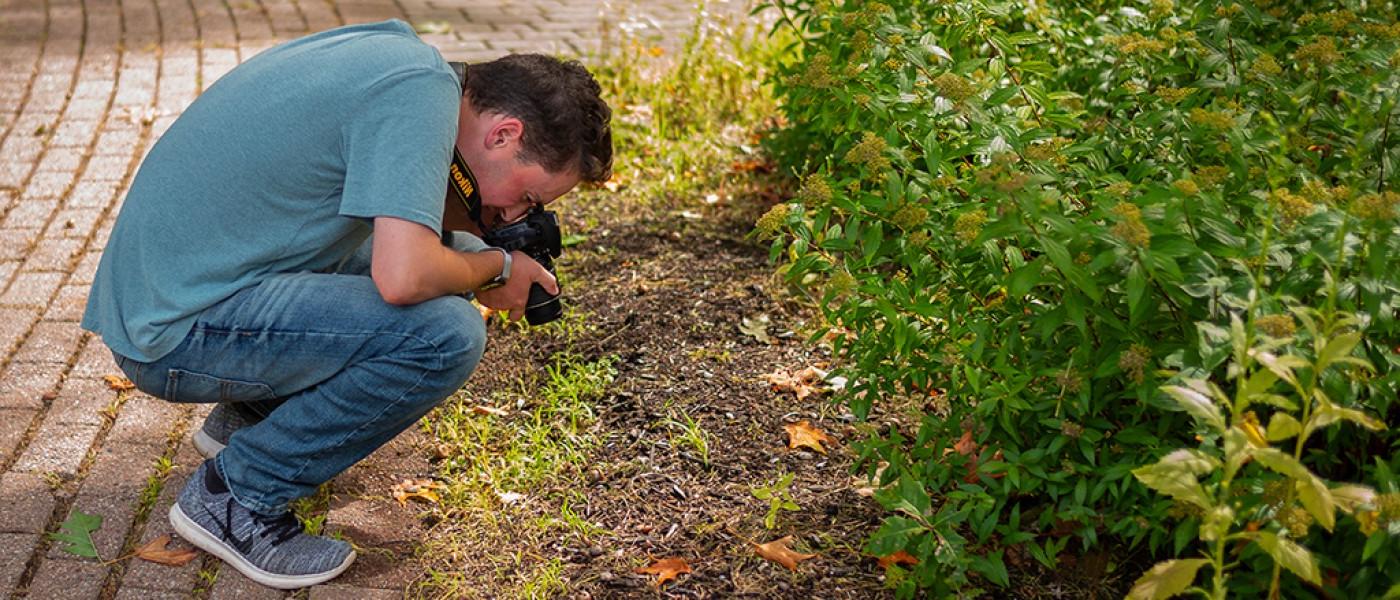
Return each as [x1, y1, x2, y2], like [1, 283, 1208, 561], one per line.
[482, 247, 511, 289]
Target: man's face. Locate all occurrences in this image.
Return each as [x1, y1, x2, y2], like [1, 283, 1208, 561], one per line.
[456, 104, 581, 230]
[475, 155, 580, 228]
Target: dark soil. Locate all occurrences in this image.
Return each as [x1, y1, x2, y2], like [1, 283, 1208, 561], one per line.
[321, 181, 1138, 599]
[446, 189, 892, 598]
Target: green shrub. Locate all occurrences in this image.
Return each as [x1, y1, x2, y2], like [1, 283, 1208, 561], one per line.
[756, 0, 1400, 596]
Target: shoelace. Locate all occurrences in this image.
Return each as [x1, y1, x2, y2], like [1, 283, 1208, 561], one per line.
[221, 502, 304, 554]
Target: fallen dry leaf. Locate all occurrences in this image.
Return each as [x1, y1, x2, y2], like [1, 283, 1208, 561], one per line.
[765, 365, 828, 401]
[739, 315, 773, 344]
[391, 479, 444, 506]
[753, 536, 817, 571]
[635, 557, 691, 586]
[103, 375, 136, 391]
[470, 405, 509, 416]
[877, 550, 919, 569]
[784, 420, 834, 454]
[134, 534, 199, 566]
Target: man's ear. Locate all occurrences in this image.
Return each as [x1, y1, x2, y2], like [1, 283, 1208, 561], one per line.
[485, 117, 523, 151]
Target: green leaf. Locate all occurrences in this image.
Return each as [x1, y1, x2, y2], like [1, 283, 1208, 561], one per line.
[1265, 413, 1301, 442]
[1007, 258, 1043, 297]
[1126, 558, 1211, 600]
[1316, 331, 1361, 372]
[1254, 531, 1321, 585]
[1038, 235, 1101, 301]
[1383, 582, 1400, 600]
[1133, 451, 1214, 509]
[970, 550, 1010, 587]
[1251, 351, 1304, 387]
[1294, 477, 1336, 532]
[1127, 263, 1147, 325]
[866, 516, 926, 556]
[49, 509, 103, 560]
[1160, 385, 1225, 432]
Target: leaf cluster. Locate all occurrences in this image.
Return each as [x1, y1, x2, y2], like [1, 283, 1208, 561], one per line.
[756, 0, 1400, 595]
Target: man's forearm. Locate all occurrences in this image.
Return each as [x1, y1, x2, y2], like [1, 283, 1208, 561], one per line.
[371, 217, 504, 305]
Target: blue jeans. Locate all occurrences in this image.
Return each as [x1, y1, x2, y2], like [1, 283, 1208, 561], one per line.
[112, 234, 487, 514]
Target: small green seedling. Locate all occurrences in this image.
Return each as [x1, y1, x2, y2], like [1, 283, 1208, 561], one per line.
[752, 472, 800, 530]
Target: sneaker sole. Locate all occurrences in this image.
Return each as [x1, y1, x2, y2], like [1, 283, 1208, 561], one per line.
[192, 429, 225, 460]
[170, 502, 355, 589]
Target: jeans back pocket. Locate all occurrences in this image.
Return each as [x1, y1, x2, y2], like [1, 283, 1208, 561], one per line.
[164, 369, 277, 404]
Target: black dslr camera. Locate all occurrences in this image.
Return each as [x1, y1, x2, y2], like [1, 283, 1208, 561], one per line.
[481, 206, 563, 325]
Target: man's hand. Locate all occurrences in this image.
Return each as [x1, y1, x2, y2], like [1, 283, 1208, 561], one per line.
[474, 251, 558, 321]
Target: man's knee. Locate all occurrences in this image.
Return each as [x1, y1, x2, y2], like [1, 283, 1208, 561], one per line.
[412, 296, 486, 389]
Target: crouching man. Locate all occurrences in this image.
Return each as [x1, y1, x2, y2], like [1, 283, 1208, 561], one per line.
[81, 19, 611, 589]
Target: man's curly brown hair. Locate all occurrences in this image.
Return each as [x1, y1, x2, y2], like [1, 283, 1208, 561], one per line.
[464, 54, 612, 184]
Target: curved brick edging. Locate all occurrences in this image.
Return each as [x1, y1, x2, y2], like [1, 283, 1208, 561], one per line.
[0, 0, 738, 597]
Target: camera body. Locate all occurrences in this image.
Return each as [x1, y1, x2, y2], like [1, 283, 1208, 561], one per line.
[481, 206, 563, 325]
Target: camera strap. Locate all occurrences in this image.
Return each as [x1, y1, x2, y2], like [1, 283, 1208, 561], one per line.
[446, 61, 485, 228]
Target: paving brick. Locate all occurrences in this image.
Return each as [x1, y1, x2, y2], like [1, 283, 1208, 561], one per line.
[0, 533, 41, 592]
[0, 271, 65, 306]
[50, 442, 159, 560]
[309, 585, 402, 599]
[116, 587, 194, 600]
[47, 283, 89, 322]
[0, 407, 38, 469]
[0, 307, 40, 358]
[0, 361, 64, 410]
[25, 557, 108, 599]
[43, 206, 104, 239]
[209, 567, 287, 600]
[1, 197, 57, 228]
[0, 229, 38, 261]
[69, 250, 103, 285]
[9, 320, 84, 364]
[70, 336, 119, 379]
[22, 236, 84, 272]
[119, 437, 206, 595]
[10, 420, 100, 478]
[0, 472, 58, 533]
[35, 148, 85, 173]
[48, 375, 115, 428]
[22, 169, 77, 199]
[105, 394, 181, 449]
[66, 178, 122, 208]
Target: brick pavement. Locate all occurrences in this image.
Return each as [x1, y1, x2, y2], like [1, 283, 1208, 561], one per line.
[0, 0, 743, 596]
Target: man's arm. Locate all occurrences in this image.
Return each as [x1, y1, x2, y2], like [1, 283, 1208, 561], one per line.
[369, 216, 557, 311]
[371, 217, 494, 305]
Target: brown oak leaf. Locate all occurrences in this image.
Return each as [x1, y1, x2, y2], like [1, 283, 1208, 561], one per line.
[634, 557, 691, 586]
[877, 550, 919, 569]
[103, 375, 136, 391]
[783, 420, 833, 454]
[134, 534, 199, 566]
[391, 478, 444, 506]
[753, 536, 817, 571]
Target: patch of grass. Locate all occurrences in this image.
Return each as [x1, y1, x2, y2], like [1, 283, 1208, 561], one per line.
[516, 557, 566, 599]
[289, 484, 332, 535]
[664, 408, 712, 466]
[566, 2, 788, 217]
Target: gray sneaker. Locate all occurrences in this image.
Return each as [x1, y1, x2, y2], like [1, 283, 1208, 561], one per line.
[193, 402, 270, 459]
[170, 460, 355, 589]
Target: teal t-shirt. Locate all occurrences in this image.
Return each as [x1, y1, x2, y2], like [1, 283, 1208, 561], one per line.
[82, 19, 461, 362]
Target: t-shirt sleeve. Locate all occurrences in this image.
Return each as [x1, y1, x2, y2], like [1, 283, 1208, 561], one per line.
[338, 67, 459, 233]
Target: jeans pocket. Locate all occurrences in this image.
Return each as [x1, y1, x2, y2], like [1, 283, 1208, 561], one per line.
[164, 369, 277, 404]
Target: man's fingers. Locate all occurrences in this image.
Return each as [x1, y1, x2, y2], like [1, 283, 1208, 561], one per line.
[509, 307, 524, 322]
